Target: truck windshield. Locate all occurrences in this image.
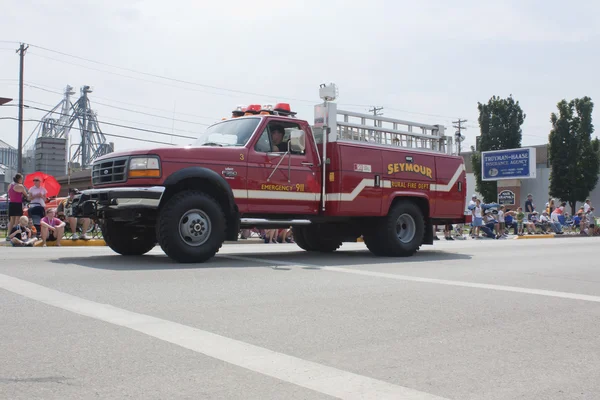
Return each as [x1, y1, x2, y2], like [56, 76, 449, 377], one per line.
[194, 118, 260, 147]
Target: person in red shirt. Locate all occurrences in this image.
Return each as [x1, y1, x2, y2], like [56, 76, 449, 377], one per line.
[40, 208, 66, 247]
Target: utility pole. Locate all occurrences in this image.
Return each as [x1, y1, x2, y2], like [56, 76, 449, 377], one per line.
[16, 43, 28, 173]
[368, 106, 383, 142]
[452, 118, 467, 155]
[368, 106, 384, 121]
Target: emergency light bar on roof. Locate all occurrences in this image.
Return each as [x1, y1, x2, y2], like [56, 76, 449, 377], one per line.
[230, 103, 297, 119]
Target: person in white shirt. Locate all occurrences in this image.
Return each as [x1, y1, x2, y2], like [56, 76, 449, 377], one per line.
[472, 199, 483, 238]
[583, 199, 592, 214]
[467, 194, 478, 236]
[468, 194, 477, 210]
[539, 211, 551, 233]
[28, 177, 48, 232]
[497, 206, 506, 236]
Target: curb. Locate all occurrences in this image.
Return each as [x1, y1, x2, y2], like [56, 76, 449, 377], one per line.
[513, 234, 555, 240]
[553, 233, 595, 239]
[225, 239, 264, 245]
[33, 239, 107, 247]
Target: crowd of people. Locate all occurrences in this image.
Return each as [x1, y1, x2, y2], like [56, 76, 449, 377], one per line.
[240, 228, 294, 244]
[439, 193, 598, 240]
[6, 171, 598, 247]
[5, 173, 92, 247]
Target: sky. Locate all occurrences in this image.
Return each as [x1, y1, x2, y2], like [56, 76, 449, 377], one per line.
[1, 0, 599, 161]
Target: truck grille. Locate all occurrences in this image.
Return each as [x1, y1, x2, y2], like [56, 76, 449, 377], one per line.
[92, 157, 128, 185]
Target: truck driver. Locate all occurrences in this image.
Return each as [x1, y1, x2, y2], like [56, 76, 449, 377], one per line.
[271, 125, 285, 152]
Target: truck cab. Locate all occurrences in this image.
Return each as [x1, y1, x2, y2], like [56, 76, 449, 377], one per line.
[72, 84, 466, 263]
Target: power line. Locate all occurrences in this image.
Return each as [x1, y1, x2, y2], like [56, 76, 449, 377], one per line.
[28, 51, 311, 103]
[29, 45, 318, 103]
[27, 44, 459, 116]
[22, 105, 198, 140]
[20, 99, 202, 135]
[27, 52, 237, 99]
[21, 81, 218, 121]
[23, 83, 63, 95]
[23, 43, 477, 126]
[26, 44, 469, 121]
[91, 101, 212, 126]
[0, 117, 179, 146]
[20, 84, 215, 126]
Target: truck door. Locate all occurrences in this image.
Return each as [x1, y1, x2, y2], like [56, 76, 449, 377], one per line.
[245, 120, 321, 215]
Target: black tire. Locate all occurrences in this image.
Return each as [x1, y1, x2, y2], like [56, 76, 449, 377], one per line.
[157, 191, 226, 263]
[363, 200, 425, 257]
[292, 225, 342, 253]
[292, 226, 312, 251]
[101, 220, 156, 256]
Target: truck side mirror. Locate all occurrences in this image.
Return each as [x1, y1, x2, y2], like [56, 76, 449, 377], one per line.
[289, 129, 306, 154]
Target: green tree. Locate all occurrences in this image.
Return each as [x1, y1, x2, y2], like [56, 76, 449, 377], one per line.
[470, 95, 526, 203]
[548, 97, 600, 214]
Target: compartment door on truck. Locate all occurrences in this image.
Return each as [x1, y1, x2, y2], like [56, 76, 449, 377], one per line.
[433, 156, 465, 217]
[332, 145, 383, 216]
[245, 121, 321, 214]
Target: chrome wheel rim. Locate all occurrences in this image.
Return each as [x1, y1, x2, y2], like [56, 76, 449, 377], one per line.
[179, 209, 211, 247]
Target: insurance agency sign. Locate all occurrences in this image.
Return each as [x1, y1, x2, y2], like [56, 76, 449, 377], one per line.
[481, 148, 536, 181]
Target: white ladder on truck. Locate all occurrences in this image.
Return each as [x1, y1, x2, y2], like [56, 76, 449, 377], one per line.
[334, 109, 455, 155]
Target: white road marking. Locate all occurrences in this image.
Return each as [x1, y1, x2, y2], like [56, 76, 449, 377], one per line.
[0, 273, 450, 400]
[221, 255, 600, 303]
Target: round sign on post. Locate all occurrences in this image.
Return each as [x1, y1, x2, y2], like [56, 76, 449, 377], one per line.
[498, 190, 516, 206]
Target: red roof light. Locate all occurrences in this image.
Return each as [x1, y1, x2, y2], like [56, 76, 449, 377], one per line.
[274, 103, 291, 113]
[246, 104, 261, 114]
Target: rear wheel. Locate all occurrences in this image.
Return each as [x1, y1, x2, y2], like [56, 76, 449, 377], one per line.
[158, 190, 226, 263]
[292, 225, 342, 253]
[363, 200, 425, 257]
[101, 220, 156, 256]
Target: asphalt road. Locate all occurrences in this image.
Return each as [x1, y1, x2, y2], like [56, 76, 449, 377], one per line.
[1, 237, 599, 400]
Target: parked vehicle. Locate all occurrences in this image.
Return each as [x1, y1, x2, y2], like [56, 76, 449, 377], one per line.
[71, 84, 466, 263]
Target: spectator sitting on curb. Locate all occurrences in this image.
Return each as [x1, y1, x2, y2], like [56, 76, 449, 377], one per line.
[539, 211, 551, 233]
[27, 218, 38, 238]
[483, 210, 501, 239]
[8, 216, 36, 247]
[40, 208, 66, 247]
[58, 188, 91, 240]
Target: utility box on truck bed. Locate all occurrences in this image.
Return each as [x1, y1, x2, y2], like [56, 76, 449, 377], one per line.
[71, 84, 466, 263]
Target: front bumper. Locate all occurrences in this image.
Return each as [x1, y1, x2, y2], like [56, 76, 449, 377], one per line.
[71, 186, 165, 218]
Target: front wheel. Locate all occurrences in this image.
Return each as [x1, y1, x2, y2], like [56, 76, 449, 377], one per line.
[157, 191, 226, 263]
[363, 200, 425, 257]
[101, 220, 156, 256]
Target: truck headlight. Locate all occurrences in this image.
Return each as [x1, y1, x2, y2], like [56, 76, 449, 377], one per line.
[128, 156, 161, 178]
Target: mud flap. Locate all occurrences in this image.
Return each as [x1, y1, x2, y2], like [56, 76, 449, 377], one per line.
[423, 217, 433, 245]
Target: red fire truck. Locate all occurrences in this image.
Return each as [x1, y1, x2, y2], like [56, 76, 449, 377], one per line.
[71, 84, 466, 263]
